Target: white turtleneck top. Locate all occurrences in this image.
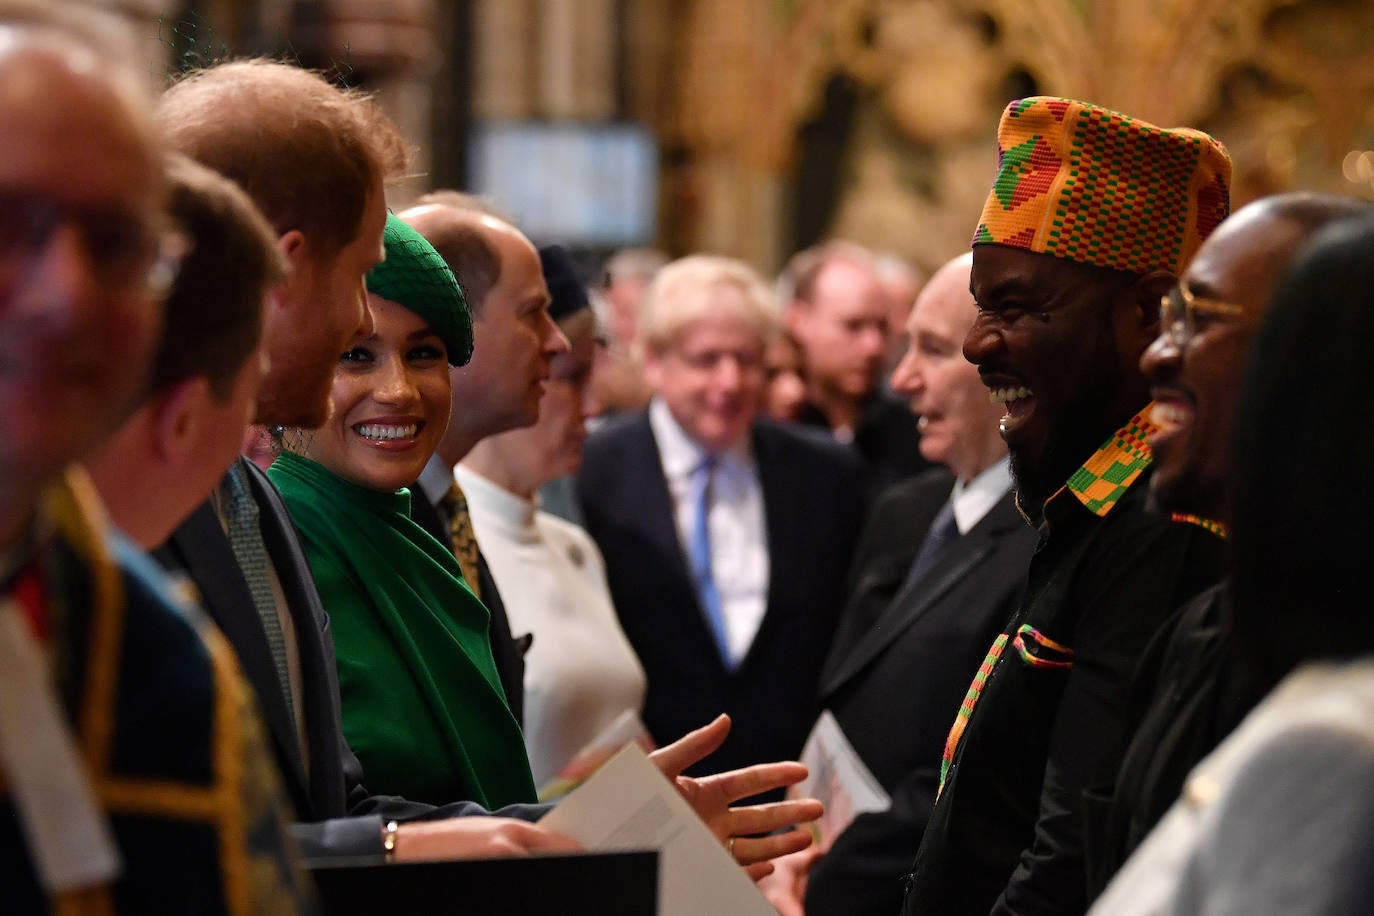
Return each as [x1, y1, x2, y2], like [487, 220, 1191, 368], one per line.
[455, 465, 647, 786]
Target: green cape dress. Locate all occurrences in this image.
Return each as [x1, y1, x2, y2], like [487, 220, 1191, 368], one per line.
[268, 451, 536, 808]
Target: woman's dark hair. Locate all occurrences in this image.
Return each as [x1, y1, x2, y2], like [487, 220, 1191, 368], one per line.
[1229, 214, 1374, 689]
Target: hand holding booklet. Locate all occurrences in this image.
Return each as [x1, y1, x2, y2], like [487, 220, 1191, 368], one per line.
[540, 743, 776, 916]
[791, 710, 891, 849]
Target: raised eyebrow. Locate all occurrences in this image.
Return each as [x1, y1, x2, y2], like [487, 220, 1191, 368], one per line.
[916, 329, 958, 350]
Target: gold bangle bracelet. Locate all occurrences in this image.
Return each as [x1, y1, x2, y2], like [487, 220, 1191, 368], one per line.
[382, 820, 400, 862]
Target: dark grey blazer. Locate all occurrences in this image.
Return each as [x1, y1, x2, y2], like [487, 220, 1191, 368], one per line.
[805, 468, 1036, 916]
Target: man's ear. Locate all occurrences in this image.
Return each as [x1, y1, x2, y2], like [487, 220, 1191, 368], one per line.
[1133, 270, 1176, 332]
[270, 229, 310, 315]
[151, 377, 213, 464]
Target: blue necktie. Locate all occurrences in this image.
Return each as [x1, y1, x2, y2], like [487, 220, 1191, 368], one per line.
[900, 499, 959, 593]
[221, 464, 296, 727]
[689, 456, 733, 667]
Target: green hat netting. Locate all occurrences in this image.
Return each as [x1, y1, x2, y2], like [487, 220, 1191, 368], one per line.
[366, 213, 474, 365]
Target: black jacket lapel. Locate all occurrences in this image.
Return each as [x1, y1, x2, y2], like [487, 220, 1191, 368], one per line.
[821, 498, 1024, 697]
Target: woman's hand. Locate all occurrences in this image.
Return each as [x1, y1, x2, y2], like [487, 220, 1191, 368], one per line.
[648, 715, 824, 873]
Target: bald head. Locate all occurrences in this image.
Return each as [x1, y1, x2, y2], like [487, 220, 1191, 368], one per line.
[891, 252, 1005, 481]
[914, 252, 975, 314]
[400, 204, 506, 315]
[1143, 191, 1374, 521]
[399, 204, 566, 461]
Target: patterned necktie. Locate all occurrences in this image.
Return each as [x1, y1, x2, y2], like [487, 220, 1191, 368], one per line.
[221, 463, 296, 727]
[688, 455, 733, 667]
[439, 482, 483, 601]
[901, 498, 960, 591]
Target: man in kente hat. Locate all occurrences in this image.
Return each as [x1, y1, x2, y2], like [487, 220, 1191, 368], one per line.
[901, 97, 1232, 915]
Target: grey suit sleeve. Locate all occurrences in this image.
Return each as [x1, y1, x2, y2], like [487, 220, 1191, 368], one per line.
[292, 815, 387, 860]
[1169, 724, 1374, 915]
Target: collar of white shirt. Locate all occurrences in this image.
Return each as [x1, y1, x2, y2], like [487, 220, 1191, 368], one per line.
[648, 398, 753, 480]
[417, 453, 457, 506]
[950, 455, 1012, 535]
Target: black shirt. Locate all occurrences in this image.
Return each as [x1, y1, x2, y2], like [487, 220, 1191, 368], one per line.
[902, 418, 1227, 915]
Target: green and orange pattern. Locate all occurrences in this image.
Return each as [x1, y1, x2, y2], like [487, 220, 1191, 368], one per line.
[975, 97, 1231, 277]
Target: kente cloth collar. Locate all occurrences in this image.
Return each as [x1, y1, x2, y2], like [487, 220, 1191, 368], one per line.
[1040, 405, 1159, 520]
[1171, 512, 1229, 540]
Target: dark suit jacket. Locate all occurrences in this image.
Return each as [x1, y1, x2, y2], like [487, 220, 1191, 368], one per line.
[157, 459, 546, 859]
[804, 469, 1036, 916]
[409, 487, 527, 725]
[576, 412, 864, 779]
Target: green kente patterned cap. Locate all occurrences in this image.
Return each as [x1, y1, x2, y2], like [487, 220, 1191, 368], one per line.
[366, 213, 474, 365]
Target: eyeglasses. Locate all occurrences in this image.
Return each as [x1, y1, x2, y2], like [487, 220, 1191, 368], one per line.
[0, 191, 187, 299]
[1159, 281, 1246, 349]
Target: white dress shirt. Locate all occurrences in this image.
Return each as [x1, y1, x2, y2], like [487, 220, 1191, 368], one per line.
[949, 455, 1013, 534]
[648, 399, 769, 663]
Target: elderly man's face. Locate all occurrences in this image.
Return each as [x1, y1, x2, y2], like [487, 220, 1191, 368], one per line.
[645, 291, 766, 453]
[891, 257, 1004, 483]
[0, 41, 163, 492]
[964, 245, 1150, 511]
[1142, 206, 1306, 521]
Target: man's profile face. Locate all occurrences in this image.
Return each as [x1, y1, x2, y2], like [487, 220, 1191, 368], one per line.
[0, 41, 163, 490]
[890, 258, 1003, 482]
[450, 227, 566, 439]
[1142, 207, 1304, 520]
[791, 259, 889, 402]
[645, 291, 766, 453]
[258, 176, 386, 429]
[964, 245, 1145, 510]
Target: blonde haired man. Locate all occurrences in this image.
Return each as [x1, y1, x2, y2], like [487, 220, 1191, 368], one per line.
[578, 255, 866, 781]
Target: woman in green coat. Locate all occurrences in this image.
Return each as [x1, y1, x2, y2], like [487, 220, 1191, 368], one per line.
[269, 214, 534, 809]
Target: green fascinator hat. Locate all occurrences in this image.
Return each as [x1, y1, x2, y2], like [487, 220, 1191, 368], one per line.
[366, 213, 474, 365]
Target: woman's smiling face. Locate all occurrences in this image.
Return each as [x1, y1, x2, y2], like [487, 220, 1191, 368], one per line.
[301, 294, 452, 492]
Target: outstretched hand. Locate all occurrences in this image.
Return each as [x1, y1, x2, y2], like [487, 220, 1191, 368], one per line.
[649, 715, 823, 875]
